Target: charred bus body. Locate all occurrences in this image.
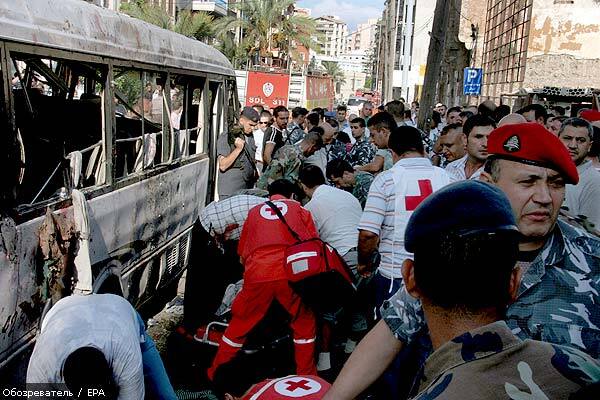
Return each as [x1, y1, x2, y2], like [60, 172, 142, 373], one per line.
[0, 0, 238, 371]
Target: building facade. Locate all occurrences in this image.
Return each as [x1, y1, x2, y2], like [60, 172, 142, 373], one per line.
[481, 0, 600, 106]
[348, 18, 378, 52]
[177, 0, 228, 17]
[377, 0, 439, 103]
[315, 15, 348, 57]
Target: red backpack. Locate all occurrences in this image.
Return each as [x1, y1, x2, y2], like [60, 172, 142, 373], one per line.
[265, 201, 356, 315]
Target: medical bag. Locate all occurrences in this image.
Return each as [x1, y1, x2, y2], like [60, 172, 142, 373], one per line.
[265, 201, 356, 315]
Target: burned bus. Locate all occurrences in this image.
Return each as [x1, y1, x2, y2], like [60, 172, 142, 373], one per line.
[0, 0, 238, 371]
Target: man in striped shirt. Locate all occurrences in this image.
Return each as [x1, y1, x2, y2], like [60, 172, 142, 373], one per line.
[355, 125, 452, 398]
[357, 126, 451, 315]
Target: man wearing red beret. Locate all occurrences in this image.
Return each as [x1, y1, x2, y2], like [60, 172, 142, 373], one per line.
[323, 123, 600, 399]
[580, 109, 600, 129]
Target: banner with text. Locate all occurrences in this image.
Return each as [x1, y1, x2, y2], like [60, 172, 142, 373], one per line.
[306, 76, 335, 111]
[245, 71, 290, 108]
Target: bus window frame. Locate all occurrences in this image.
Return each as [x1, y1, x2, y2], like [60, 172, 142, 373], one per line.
[3, 43, 228, 222]
[5, 43, 111, 213]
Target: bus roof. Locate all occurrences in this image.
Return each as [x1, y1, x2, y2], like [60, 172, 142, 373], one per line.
[0, 0, 234, 76]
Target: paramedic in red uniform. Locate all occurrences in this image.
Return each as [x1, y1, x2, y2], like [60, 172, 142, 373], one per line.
[207, 179, 319, 380]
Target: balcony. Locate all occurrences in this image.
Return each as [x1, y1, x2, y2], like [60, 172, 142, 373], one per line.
[189, 0, 227, 17]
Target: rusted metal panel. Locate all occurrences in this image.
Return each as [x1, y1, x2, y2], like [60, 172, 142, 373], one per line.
[0, 0, 234, 76]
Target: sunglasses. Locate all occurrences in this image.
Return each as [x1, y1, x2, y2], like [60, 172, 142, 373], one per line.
[259, 121, 270, 125]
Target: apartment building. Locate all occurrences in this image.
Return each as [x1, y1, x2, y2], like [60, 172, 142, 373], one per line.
[315, 15, 348, 57]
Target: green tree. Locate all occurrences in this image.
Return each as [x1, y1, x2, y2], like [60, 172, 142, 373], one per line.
[321, 60, 346, 89]
[321, 61, 346, 95]
[120, 0, 214, 42]
[215, 0, 320, 68]
[217, 33, 250, 69]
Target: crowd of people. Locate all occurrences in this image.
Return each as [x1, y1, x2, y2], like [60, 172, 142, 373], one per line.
[203, 98, 600, 398]
[26, 98, 600, 399]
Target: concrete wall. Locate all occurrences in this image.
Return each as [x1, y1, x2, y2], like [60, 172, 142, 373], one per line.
[529, 0, 600, 58]
[458, 0, 487, 68]
[524, 54, 600, 89]
[524, 0, 600, 88]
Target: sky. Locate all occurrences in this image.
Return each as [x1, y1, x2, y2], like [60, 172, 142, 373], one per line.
[297, 0, 384, 32]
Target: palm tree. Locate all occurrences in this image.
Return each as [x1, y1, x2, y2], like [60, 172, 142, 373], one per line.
[217, 33, 251, 69]
[321, 60, 346, 92]
[321, 61, 346, 97]
[120, 1, 214, 42]
[215, 0, 320, 68]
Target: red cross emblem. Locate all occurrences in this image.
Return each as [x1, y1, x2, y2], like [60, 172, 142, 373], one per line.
[405, 179, 433, 211]
[273, 376, 322, 396]
[285, 379, 311, 391]
[259, 201, 288, 220]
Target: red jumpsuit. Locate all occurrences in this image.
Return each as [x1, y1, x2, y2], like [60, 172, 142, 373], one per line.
[208, 195, 318, 380]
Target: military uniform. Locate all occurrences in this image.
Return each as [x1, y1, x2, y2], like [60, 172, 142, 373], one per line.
[412, 321, 600, 399]
[327, 139, 350, 164]
[257, 144, 304, 190]
[352, 171, 374, 209]
[382, 220, 600, 359]
[287, 122, 305, 145]
[349, 138, 376, 167]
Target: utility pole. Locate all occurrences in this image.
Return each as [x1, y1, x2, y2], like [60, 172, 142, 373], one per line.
[417, 0, 451, 129]
[385, 0, 398, 103]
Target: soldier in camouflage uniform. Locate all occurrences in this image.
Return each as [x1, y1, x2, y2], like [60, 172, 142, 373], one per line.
[323, 122, 600, 400]
[326, 159, 374, 209]
[403, 181, 600, 399]
[348, 117, 376, 167]
[286, 107, 308, 145]
[327, 138, 350, 164]
[257, 131, 323, 190]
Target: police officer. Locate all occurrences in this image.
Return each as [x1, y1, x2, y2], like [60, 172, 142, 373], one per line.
[324, 122, 600, 399]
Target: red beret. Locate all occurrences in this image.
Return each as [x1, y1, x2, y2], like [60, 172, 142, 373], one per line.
[488, 122, 579, 184]
[581, 110, 600, 122]
[242, 375, 331, 399]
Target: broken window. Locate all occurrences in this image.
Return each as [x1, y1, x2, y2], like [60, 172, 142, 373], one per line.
[10, 52, 106, 207]
[113, 69, 167, 178]
[1, 49, 21, 211]
[172, 75, 207, 157]
[208, 81, 223, 153]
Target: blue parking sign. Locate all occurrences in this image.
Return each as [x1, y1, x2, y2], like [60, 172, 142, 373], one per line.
[463, 68, 483, 95]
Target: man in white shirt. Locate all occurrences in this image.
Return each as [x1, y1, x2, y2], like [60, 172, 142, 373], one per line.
[355, 125, 451, 397]
[299, 165, 367, 360]
[558, 117, 600, 229]
[445, 115, 496, 182]
[357, 126, 451, 314]
[299, 165, 362, 267]
[254, 111, 272, 173]
[27, 294, 176, 400]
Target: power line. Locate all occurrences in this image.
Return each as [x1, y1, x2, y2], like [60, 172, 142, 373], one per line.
[450, 0, 475, 25]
